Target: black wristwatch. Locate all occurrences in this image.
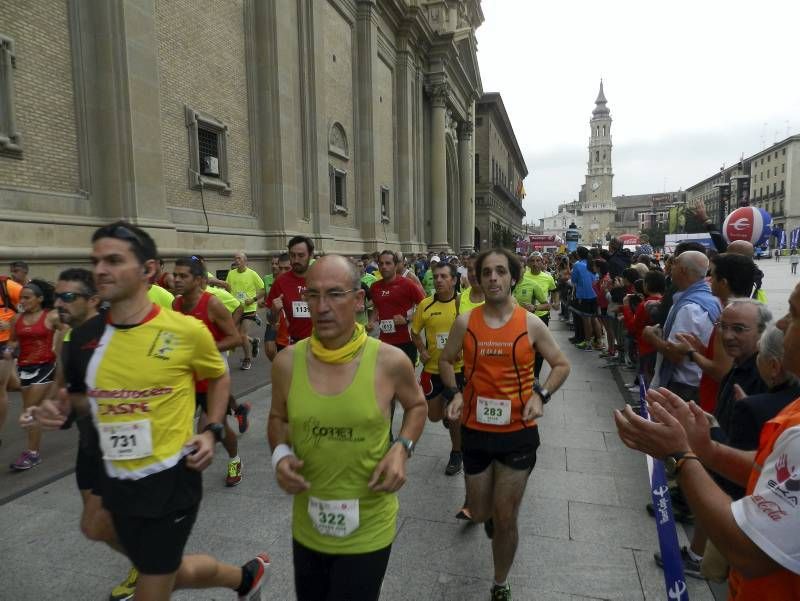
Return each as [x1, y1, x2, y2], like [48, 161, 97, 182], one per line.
[441, 386, 458, 404]
[532, 383, 552, 404]
[664, 451, 700, 478]
[203, 422, 225, 443]
[686, 349, 695, 362]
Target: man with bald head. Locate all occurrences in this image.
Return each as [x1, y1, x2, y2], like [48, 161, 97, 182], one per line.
[268, 255, 427, 601]
[643, 250, 721, 399]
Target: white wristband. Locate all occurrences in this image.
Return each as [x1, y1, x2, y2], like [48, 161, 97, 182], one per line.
[271, 443, 295, 471]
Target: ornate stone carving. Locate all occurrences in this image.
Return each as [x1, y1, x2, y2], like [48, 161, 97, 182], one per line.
[426, 82, 449, 108]
[458, 120, 473, 140]
[328, 122, 349, 158]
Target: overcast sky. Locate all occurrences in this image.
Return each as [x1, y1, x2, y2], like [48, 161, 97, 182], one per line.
[475, 0, 800, 222]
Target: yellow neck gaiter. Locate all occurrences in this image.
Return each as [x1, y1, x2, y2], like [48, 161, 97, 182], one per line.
[310, 323, 368, 364]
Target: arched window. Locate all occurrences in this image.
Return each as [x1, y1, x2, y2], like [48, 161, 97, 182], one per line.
[595, 151, 599, 162]
[328, 122, 349, 159]
[602, 125, 606, 137]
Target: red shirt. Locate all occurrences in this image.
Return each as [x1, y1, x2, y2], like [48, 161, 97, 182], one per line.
[621, 294, 662, 356]
[173, 291, 223, 393]
[698, 325, 721, 413]
[16, 311, 56, 365]
[370, 276, 425, 345]
[266, 270, 311, 342]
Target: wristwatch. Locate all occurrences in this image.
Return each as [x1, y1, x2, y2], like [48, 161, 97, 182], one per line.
[441, 386, 459, 404]
[394, 436, 415, 458]
[686, 349, 695, 362]
[664, 451, 700, 478]
[532, 383, 552, 404]
[203, 422, 225, 443]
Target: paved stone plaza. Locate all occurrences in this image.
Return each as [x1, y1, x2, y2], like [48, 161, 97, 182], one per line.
[0, 260, 796, 600]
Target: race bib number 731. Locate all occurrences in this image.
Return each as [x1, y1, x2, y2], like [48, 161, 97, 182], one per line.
[98, 419, 153, 460]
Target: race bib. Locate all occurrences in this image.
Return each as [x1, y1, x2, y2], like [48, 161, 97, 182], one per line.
[308, 497, 359, 538]
[236, 291, 247, 301]
[477, 397, 511, 426]
[379, 319, 396, 334]
[98, 420, 153, 460]
[435, 332, 448, 349]
[292, 300, 310, 318]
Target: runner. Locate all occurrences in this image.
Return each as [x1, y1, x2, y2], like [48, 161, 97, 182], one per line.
[411, 260, 465, 475]
[20, 267, 140, 601]
[459, 252, 485, 313]
[266, 236, 314, 346]
[514, 252, 559, 379]
[0, 271, 22, 446]
[147, 282, 174, 310]
[86, 221, 270, 600]
[4, 279, 63, 470]
[264, 253, 292, 361]
[226, 251, 266, 370]
[9, 260, 30, 285]
[152, 259, 175, 295]
[262, 255, 280, 295]
[268, 254, 427, 601]
[173, 257, 245, 487]
[440, 248, 571, 601]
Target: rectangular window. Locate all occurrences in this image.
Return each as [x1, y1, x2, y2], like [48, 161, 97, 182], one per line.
[185, 106, 231, 194]
[0, 34, 22, 158]
[768, 154, 771, 162]
[329, 166, 347, 215]
[380, 186, 390, 223]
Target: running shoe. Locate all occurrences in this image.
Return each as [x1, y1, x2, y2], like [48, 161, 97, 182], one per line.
[226, 457, 243, 487]
[251, 337, 260, 359]
[238, 553, 271, 601]
[254, 314, 263, 327]
[574, 341, 593, 351]
[109, 566, 138, 601]
[591, 341, 605, 351]
[10, 450, 41, 471]
[483, 517, 494, 539]
[455, 507, 473, 521]
[240, 358, 252, 370]
[235, 402, 252, 434]
[444, 451, 463, 476]
[654, 546, 704, 579]
[599, 350, 616, 359]
[490, 583, 512, 600]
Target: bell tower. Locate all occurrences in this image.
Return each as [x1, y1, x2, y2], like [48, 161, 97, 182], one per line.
[582, 80, 615, 243]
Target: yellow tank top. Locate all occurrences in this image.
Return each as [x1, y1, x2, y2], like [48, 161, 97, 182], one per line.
[288, 337, 398, 553]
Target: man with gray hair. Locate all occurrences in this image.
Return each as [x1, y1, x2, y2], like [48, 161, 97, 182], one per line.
[643, 250, 721, 400]
[226, 250, 266, 370]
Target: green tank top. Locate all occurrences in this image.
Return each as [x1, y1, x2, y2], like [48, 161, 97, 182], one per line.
[288, 337, 398, 554]
[459, 287, 485, 313]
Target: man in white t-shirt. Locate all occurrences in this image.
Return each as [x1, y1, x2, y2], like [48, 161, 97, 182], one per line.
[615, 281, 800, 600]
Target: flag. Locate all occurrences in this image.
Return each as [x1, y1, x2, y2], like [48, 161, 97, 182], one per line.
[779, 229, 787, 249]
[516, 180, 526, 200]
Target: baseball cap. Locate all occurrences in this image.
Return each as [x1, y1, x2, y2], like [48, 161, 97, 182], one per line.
[430, 255, 441, 263]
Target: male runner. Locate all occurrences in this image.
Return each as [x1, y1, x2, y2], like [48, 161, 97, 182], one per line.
[268, 255, 427, 601]
[22, 268, 139, 601]
[265, 236, 314, 346]
[440, 248, 570, 601]
[515, 252, 559, 379]
[411, 260, 465, 475]
[173, 257, 245, 487]
[368, 250, 425, 365]
[264, 253, 292, 361]
[87, 222, 270, 601]
[226, 251, 265, 370]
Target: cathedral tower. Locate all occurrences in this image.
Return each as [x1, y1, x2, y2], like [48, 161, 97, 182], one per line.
[582, 80, 616, 243]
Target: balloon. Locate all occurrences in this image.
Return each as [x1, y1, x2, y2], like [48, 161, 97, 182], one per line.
[722, 207, 772, 246]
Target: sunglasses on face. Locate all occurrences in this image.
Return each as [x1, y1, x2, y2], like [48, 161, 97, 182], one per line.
[55, 292, 90, 303]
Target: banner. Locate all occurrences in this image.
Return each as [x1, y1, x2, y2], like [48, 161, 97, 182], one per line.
[737, 176, 750, 208]
[791, 227, 800, 249]
[779, 228, 787, 249]
[638, 376, 689, 600]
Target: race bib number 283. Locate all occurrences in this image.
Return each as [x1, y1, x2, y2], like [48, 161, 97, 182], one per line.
[476, 397, 511, 426]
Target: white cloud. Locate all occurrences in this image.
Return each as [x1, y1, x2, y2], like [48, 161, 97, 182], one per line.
[475, 0, 800, 221]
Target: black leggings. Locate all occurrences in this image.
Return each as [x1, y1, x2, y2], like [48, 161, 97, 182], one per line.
[293, 539, 392, 601]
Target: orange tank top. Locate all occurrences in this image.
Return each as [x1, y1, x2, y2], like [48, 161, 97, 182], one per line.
[462, 305, 536, 433]
[727, 397, 800, 601]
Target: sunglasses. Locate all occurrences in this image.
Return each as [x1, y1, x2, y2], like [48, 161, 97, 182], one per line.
[55, 292, 90, 303]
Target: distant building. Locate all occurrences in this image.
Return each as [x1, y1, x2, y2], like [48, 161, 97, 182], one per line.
[473, 92, 527, 250]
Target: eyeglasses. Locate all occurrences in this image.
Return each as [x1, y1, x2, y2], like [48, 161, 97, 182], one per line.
[715, 321, 753, 334]
[55, 292, 90, 303]
[302, 289, 355, 304]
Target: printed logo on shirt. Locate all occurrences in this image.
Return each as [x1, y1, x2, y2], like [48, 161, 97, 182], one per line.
[750, 494, 789, 522]
[147, 330, 178, 360]
[477, 340, 512, 357]
[98, 401, 152, 416]
[766, 453, 800, 507]
[302, 417, 365, 447]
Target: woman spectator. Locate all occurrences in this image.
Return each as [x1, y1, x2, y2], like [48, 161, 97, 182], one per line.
[593, 259, 616, 358]
[621, 270, 665, 388]
[4, 279, 63, 471]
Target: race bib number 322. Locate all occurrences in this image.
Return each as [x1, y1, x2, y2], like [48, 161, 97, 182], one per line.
[308, 497, 359, 538]
[98, 419, 153, 460]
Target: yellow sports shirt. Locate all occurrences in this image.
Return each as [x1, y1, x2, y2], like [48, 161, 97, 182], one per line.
[225, 267, 265, 313]
[87, 306, 226, 480]
[411, 294, 463, 374]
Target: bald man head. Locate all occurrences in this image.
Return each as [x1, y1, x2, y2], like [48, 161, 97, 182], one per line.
[727, 240, 755, 258]
[305, 255, 365, 345]
[674, 250, 709, 289]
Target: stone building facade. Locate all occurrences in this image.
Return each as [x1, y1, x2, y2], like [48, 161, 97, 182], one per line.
[473, 93, 527, 250]
[0, 0, 487, 278]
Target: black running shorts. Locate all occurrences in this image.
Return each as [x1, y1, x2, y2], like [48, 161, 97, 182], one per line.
[18, 362, 56, 387]
[112, 504, 199, 575]
[461, 426, 540, 475]
[75, 415, 103, 494]
[419, 371, 465, 402]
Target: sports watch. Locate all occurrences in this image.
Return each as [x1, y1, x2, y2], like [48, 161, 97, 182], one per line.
[203, 422, 225, 443]
[664, 451, 700, 478]
[441, 386, 459, 404]
[394, 436, 415, 458]
[532, 383, 552, 404]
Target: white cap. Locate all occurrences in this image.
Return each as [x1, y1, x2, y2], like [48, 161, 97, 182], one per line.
[430, 255, 441, 263]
